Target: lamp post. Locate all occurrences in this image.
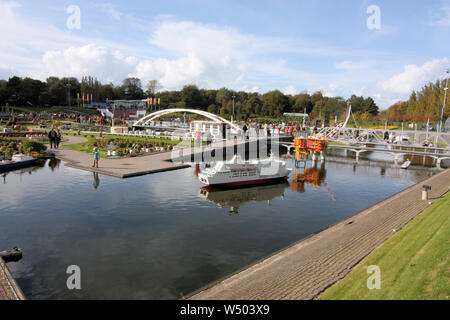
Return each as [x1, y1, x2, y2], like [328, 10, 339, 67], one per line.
[232, 93, 236, 122]
[67, 82, 71, 107]
[439, 68, 449, 132]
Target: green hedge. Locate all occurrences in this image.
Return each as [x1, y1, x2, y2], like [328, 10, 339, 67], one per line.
[22, 140, 47, 154]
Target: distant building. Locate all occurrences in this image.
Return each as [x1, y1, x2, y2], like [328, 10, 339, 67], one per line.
[99, 99, 148, 120]
[283, 113, 309, 118]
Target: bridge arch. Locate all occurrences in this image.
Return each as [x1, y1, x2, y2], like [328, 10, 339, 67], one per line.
[133, 108, 241, 132]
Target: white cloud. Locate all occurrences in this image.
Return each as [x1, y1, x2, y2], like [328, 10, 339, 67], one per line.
[239, 85, 260, 93]
[341, 58, 450, 109]
[2, 3, 445, 112]
[283, 85, 297, 95]
[42, 44, 138, 82]
[0, 1, 149, 80]
[94, 3, 123, 21]
[429, 6, 450, 26]
[378, 58, 449, 95]
[150, 20, 250, 60]
[308, 83, 342, 97]
[335, 60, 379, 71]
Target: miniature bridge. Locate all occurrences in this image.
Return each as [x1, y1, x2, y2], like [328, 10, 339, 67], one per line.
[133, 108, 241, 132]
[328, 144, 450, 168]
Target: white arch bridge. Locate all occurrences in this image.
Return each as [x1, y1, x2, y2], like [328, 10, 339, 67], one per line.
[133, 108, 241, 132]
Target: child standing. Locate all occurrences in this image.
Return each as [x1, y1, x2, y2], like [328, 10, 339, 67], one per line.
[92, 147, 100, 168]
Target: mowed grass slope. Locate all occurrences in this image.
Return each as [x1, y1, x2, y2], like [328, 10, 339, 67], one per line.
[320, 192, 449, 300]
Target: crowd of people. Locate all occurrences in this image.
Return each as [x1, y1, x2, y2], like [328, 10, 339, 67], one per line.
[2, 111, 109, 127]
[240, 120, 316, 139]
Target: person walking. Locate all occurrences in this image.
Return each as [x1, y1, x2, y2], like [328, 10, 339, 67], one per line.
[194, 130, 202, 148]
[205, 131, 212, 147]
[242, 123, 248, 140]
[55, 129, 62, 149]
[48, 128, 57, 149]
[92, 147, 100, 168]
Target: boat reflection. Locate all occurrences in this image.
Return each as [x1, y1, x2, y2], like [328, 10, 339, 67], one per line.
[291, 162, 336, 201]
[198, 182, 290, 214]
[1, 158, 58, 184]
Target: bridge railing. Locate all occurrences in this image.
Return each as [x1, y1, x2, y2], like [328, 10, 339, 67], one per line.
[321, 127, 450, 149]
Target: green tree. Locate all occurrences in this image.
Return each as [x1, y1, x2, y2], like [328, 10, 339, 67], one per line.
[207, 104, 219, 114]
[181, 84, 201, 108]
[145, 80, 162, 97]
[293, 93, 313, 113]
[261, 90, 289, 116]
[120, 78, 144, 100]
[363, 97, 379, 115]
[17, 78, 46, 106]
[47, 80, 67, 106]
[348, 94, 365, 113]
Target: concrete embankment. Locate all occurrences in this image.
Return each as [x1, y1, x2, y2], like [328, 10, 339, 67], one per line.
[189, 169, 450, 300]
[0, 258, 25, 300]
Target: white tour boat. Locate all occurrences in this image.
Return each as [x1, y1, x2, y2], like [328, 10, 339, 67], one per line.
[198, 155, 291, 187]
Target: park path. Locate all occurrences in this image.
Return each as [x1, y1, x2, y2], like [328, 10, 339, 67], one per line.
[49, 134, 283, 178]
[189, 168, 450, 300]
[48, 135, 190, 178]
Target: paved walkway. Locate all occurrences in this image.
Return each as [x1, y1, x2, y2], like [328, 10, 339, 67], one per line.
[0, 258, 24, 300]
[48, 136, 191, 178]
[189, 169, 450, 300]
[49, 135, 285, 178]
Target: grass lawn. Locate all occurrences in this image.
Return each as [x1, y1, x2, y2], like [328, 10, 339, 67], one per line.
[320, 192, 450, 300]
[63, 139, 108, 159]
[8, 106, 100, 115]
[62, 134, 184, 159]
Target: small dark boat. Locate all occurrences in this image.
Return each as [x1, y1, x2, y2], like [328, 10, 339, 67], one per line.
[0, 154, 38, 172]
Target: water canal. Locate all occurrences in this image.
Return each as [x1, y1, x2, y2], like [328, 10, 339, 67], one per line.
[0, 152, 440, 299]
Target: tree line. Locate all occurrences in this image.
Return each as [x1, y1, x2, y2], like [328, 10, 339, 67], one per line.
[383, 77, 450, 122]
[0, 76, 379, 120]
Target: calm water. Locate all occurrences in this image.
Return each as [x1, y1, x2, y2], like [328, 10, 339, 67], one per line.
[0, 154, 438, 300]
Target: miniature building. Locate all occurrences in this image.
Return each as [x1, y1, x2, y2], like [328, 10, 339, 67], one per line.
[189, 121, 229, 140]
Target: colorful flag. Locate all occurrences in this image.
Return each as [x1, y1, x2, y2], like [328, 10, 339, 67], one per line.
[91, 93, 93, 104]
[158, 98, 161, 105]
[154, 98, 157, 105]
[82, 93, 85, 103]
[147, 97, 150, 105]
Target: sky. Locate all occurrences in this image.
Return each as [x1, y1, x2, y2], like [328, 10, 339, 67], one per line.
[0, 0, 449, 109]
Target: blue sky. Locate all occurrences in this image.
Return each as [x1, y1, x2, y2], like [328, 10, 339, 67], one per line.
[1, 0, 449, 108]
